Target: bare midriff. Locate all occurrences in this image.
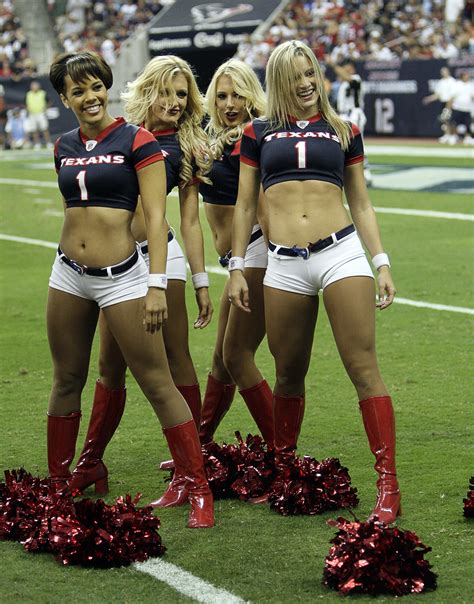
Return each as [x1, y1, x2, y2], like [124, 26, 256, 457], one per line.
[205, 197, 268, 257]
[264, 179, 351, 247]
[60, 206, 136, 267]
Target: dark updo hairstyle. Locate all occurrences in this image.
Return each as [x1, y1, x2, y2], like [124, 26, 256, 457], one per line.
[49, 52, 113, 96]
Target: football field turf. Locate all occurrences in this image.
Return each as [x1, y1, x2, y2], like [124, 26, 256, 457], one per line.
[0, 142, 472, 602]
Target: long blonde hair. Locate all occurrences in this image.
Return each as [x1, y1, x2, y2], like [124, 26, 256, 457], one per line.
[205, 58, 266, 160]
[266, 40, 352, 150]
[121, 55, 212, 185]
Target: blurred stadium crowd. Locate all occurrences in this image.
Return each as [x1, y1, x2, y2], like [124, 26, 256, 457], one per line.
[0, 0, 473, 149]
[237, 0, 473, 73]
[1, 1, 472, 80]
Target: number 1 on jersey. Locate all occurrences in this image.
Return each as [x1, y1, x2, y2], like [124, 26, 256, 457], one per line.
[295, 141, 307, 169]
[76, 170, 88, 201]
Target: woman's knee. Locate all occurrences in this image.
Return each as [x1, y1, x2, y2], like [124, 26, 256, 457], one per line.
[97, 353, 127, 388]
[140, 379, 176, 409]
[223, 345, 252, 382]
[274, 359, 308, 395]
[52, 369, 87, 399]
[344, 355, 382, 393]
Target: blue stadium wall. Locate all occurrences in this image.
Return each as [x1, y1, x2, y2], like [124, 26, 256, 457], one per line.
[1, 57, 473, 138]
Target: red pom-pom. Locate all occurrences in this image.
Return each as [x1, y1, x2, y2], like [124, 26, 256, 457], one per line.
[201, 441, 236, 499]
[463, 477, 474, 518]
[201, 433, 276, 500]
[229, 433, 276, 501]
[1, 469, 166, 567]
[53, 494, 166, 567]
[269, 456, 358, 516]
[323, 517, 437, 596]
[0, 469, 75, 547]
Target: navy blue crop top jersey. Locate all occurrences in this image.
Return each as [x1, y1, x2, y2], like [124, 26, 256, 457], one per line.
[54, 118, 163, 211]
[240, 114, 363, 191]
[151, 127, 198, 194]
[199, 139, 241, 206]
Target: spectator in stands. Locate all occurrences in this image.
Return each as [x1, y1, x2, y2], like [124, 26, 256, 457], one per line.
[53, 0, 164, 56]
[422, 66, 456, 143]
[25, 80, 52, 149]
[258, 0, 471, 63]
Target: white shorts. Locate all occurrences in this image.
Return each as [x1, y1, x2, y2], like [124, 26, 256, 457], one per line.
[219, 224, 268, 270]
[140, 229, 187, 282]
[49, 247, 148, 308]
[264, 230, 373, 296]
[27, 112, 48, 132]
[244, 224, 268, 269]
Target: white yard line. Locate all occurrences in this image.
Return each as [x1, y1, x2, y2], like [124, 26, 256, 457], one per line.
[1, 233, 472, 316]
[0, 178, 57, 188]
[373, 206, 474, 221]
[365, 144, 473, 158]
[134, 559, 247, 604]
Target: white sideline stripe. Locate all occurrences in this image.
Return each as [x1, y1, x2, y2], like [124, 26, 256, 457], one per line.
[395, 297, 474, 315]
[365, 144, 473, 158]
[134, 559, 247, 604]
[374, 206, 474, 221]
[1, 233, 473, 315]
[0, 233, 57, 249]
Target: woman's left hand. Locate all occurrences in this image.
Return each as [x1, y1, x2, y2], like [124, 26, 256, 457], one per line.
[143, 288, 168, 333]
[194, 288, 213, 329]
[376, 267, 396, 310]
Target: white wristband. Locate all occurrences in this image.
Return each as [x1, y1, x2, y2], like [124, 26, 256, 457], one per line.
[148, 273, 168, 289]
[192, 272, 210, 289]
[228, 256, 245, 272]
[372, 253, 391, 270]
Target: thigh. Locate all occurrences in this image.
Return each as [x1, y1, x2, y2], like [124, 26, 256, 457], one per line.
[264, 285, 318, 376]
[224, 267, 266, 353]
[102, 297, 173, 389]
[97, 311, 127, 387]
[47, 287, 99, 379]
[323, 276, 376, 364]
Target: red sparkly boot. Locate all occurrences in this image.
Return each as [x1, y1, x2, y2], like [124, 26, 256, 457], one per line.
[47, 411, 81, 491]
[273, 394, 305, 468]
[151, 420, 214, 528]
[240, 379, 274, 447]
[359, 396, 401, 524]
[198, 373, 236, 444]
[159, 383, 201, 471]
[69, 380, 126, 495]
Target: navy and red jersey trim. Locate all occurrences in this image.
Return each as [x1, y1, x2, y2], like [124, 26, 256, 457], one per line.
[151, 127, 198, 194]
[199, 138, 241, 206]
[54, 118, 163, 211]
[240, 115, 364, 191]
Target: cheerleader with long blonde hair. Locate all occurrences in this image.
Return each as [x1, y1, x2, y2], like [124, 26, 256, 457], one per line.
[194, 58, 274, 467]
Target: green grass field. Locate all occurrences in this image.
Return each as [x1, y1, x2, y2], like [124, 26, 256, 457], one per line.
[0, 144, 473, 603]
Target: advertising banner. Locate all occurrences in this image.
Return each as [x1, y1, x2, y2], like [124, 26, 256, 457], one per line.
[148, 0, 285, 53]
